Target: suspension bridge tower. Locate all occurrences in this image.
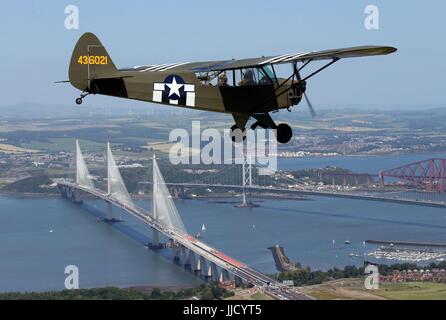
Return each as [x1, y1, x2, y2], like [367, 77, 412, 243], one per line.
[236, 154, 258, 208]
[149, 153, 162, 249]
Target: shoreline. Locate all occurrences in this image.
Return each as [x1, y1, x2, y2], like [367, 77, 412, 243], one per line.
[0, 283, 199, 295]
[0, 191, 59, 198]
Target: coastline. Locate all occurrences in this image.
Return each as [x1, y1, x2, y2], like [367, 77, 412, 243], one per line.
[0, 283, 199, 295]
[0, 191, 59, 198]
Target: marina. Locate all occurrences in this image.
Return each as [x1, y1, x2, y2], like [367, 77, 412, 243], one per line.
[367, 248, 446, 263]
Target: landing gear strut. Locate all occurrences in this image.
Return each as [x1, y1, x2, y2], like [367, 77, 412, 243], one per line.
[250, 113, 293, 144]
[75, 91, 91, 105]
[230, 113, 293, 143]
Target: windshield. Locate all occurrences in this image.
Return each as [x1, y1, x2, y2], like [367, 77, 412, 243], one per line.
[261, 65, 276, 83]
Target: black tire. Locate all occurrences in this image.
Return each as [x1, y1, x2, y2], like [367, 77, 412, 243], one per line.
[230, 124, 246, 143]
[276, 123, 292, 143]
[75, 98, 83, 105]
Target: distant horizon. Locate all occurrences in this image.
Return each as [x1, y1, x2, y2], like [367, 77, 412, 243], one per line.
[1, 100, 445, 110]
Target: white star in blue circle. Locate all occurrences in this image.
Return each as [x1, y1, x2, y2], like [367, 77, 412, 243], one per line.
[164, 75, 185, 100]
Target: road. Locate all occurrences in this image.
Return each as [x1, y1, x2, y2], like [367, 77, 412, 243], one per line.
[57, 180, 312, 300]
[163, 182, 446, 208]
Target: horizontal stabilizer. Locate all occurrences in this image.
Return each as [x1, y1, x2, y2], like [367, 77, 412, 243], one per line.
[56, 75, 132, 84]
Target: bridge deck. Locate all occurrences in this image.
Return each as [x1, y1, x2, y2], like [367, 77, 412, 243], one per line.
[164, 183, 446, 208]
[57, 180, 277, 288]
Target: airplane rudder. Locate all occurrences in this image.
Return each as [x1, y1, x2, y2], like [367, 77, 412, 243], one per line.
[68, 32, 118, 91]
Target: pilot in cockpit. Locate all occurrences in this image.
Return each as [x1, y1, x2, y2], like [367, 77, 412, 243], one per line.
[239, 69, 256, 86]
[218, 72, 229, 86]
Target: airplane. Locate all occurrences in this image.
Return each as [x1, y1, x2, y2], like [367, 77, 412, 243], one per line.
[65, 32, 396, 143]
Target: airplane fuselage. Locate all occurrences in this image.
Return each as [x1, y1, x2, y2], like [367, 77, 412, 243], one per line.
[86, 70, 298, 117]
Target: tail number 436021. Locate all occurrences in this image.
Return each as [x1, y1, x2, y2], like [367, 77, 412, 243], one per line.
[77, 55, 108, 65]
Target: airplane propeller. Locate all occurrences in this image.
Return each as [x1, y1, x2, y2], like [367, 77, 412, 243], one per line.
[293, 62, 317, 118]
[303, 91, 316, 118]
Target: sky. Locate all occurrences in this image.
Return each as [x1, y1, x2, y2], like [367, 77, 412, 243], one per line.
[0, 0, 445, 110]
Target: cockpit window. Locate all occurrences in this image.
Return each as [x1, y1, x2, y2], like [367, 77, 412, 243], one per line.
[260, 65, 276, 84]
[238, 69, 256, 86]
[195, 71, 220, 86]
[196, 67, 275, 87]
[236, 67, 274, 86]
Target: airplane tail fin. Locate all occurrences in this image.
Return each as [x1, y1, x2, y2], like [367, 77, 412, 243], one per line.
[68, 32, 119, 92]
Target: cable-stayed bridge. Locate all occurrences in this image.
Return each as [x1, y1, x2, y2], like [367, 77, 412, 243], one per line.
[57, 140, 310, 300]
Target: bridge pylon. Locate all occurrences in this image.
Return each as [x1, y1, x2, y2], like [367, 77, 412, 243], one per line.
[234, 275, 244, 287]
[219, 269, 231, 283]
[211, 262, 219, 282]
[149, 153, 162, 249]
[75, 139, 95, 190]
[173, 246, 182, 262]
[195, 255, 206, 275]
[106, 142, 136, 209]
[236, 154, 258, 208]
[204, 262, 212, 280]
[185, 250, 196, 270]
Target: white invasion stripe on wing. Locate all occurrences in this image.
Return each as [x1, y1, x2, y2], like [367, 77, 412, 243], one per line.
[282, 52, 310, 62]
[139, 65, 158, 72]
[259, 53, 295, 65]
[259, 54, 290, 65]
[140, 62, 191, 72]
[270, 53, 298, 64]
[259, 52, 309, 65]
[151, 63, 178, 71]
[159, 62, 190, 71]
[140, 64, 168, 72]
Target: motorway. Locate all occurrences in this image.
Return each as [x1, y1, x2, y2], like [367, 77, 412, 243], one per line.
[57, 180, 312, 300]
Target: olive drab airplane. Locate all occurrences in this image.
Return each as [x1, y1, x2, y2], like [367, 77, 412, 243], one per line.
[64, 32, 396, 143]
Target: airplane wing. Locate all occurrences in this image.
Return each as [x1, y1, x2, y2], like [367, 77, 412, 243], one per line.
[228, 45, 397, 69]
[205, 46, 397, 71]
[126, 46, 396, 73]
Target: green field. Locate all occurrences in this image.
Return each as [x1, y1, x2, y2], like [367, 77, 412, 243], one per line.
[373, 282, 446, 300]
[302, 278, 446, 300]
[21, 138, 116, 152]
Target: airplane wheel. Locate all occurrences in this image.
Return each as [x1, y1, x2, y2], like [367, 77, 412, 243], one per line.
[230, 124, 246, 143]
[276, 123, 292, 143]
[75, 98, 83, 105]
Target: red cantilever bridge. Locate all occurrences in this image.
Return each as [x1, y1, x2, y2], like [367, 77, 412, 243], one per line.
[380, 158, 446, 193]
[56, 140, 311, 300]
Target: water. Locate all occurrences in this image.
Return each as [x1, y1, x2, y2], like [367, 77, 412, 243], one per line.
[180, 197, 446, 270]
[1, 153, 446, 292]
[0, 196, 202, 293]
[1, 194, 446, 292]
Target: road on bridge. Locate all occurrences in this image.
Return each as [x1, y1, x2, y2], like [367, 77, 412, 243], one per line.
[57, 180, 312, 300]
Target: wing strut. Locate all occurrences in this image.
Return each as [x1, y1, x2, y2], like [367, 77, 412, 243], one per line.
[299, 57, 339, 83]
[271, 58, 339, 104]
